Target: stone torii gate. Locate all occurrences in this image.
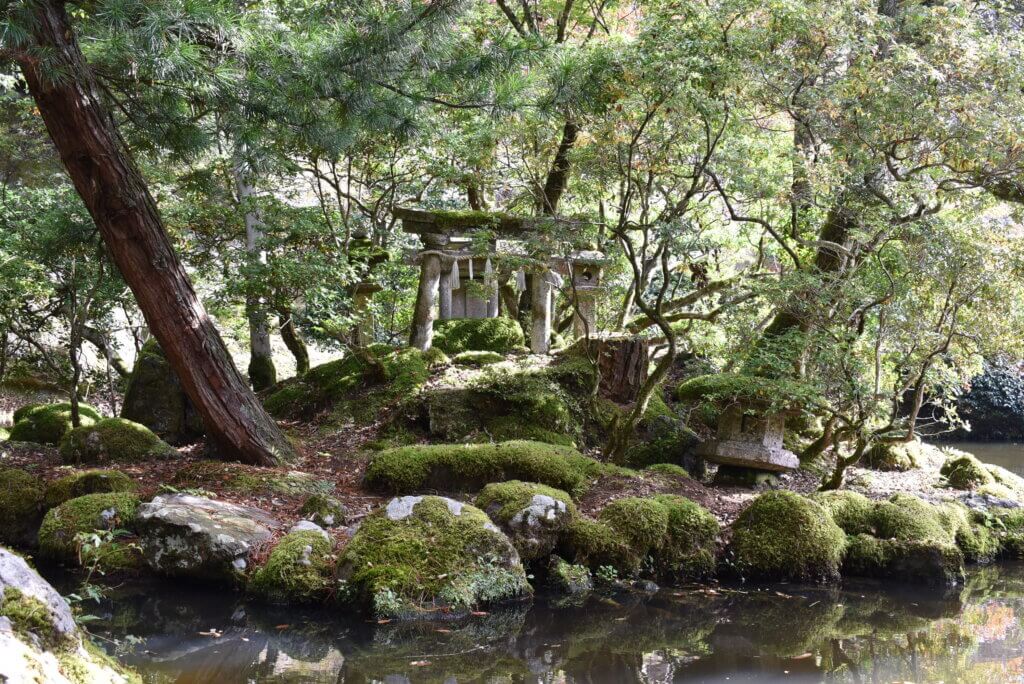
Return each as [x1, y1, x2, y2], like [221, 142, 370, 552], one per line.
[396, 207, 603, 354]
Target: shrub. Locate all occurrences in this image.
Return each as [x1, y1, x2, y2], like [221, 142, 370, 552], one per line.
[249, 530, 334, 603]
[59, 418, 175, 465]
[432, 318, 524, 355]
[729, 491, 846, 582]
[9, 403, 101, 445]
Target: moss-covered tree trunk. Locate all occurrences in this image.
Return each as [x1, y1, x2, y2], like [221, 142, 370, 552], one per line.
[16, 0, 294, 466]
[277, 306, 309, 375]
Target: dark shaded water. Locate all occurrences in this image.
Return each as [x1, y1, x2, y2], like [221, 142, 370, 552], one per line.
[52, 563, 1024, 683]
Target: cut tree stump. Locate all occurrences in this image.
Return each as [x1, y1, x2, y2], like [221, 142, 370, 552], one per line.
[588, 335, 649, 403]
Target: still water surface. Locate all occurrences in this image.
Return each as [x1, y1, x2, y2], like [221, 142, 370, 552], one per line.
[948, 441, 1024, 477]
[63, 562, 1024, 683]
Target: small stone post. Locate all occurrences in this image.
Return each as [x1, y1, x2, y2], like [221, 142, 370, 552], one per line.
[409, 234, 446, 350]
[438, 262, 453, 321]
[530, 269, 552, 354]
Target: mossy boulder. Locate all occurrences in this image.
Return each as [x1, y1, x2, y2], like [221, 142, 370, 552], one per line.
[38, 492, 140, 562]
[871, 493, 953, 545]
[862, 441, 923, 472]
[729, 491, 846, 583]
[9, 402, 101, 446]
[941, 452, 995, 490]
[843, 534, 965, 586]
[336, 496, 530, 619]
[475, 481, 576, 560]
[453, 350, 504, 366]
[173, 461, 333, 498]
[562, 516, 639, 574]
[59, 418, 176, 465]
[364, 440, 625, 498]
[248, 530, 335, 604]
[0, 469, 45, 546]
[121, 339, 204, 445]
[43, 469, 136, 509]
[298, 493, 347, 528]
[811, 490, 875, 535]
[547, 555, 593, 595]
[432, 318, 525, 355]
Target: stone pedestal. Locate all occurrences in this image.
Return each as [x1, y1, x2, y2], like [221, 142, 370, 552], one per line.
[352, 282, 381, 346]
[697, 404, 798, 472]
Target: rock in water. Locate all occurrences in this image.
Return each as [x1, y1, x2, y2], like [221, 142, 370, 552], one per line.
[0, 547, 138, 683]
[121, 340, 203, 445]
[475, 481, 576, 561]
[135, 494, 280, 583]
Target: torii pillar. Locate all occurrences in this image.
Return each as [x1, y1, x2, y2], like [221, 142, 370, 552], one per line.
[409, 233, 447, 350]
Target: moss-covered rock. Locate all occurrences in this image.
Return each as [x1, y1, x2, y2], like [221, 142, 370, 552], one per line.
[486, 417, 576, 447]
[121, 339, 204, 445]
[43, 470, 136, 509]
[249, 530, 334, 604]
[547, 555, 593, 595]
[984, 464, 1024, 501]
[0, 468, 45, 546]
[38, 492, 140, 562]
[562, 516, 640, 575]
[422, 347, 450, 368]
[871, 493, 953, 545]
[453, 350, 504, 366]
[843, 534, 965, 586]
[433, 318, 525, 355]
[298, 493, 347, 528]
[941, 452, 995, 490]
[649, 494, 720, 579]
[811, 490, 875, 535]
[862, 441, 922, 472]
[364, 440, 626, 498]
[59, 418, 176, 465]
[645, 463, 690, 478]
[336, 496, 530, 619]
[173, 461, 333, 498]
[9, 402, 101, 446]
[475, 481, 577, 561]
[729, 491, 846, 583]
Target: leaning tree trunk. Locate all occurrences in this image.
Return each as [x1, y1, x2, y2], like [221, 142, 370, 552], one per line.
[277, 306, 309, 375]
[16, 1, 295, 466]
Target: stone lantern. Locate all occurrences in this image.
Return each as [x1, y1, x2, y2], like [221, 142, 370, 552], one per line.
[696, 403, 799, 472]
[566, 250, 606, 339]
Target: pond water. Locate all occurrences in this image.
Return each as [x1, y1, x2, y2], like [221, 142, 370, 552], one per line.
[948, 441, 1024, 477]
[57, 563, 1024, 683]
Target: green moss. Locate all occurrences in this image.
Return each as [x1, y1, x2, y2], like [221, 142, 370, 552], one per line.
[811, 490, 875, 535]
[645, 463, 690, 478]
[453, 350, 504, 366]
[0, 586, 71, 650]
[248, 354, 277, 393]
[337, 496, 530, 618]
[486, 416, 576, 446]
[863, 442, 922, 472]
[985, 465, 1024, 500]
[9, 403, 101, 445]
[729, 491, 846, 583]
[599, 497, 670, 550]
[422, 347, 451, 368]
[475, 368, 579, 436]
[249, 530, 334, 604]
[364, 440, 628, 498]
[675, 373, 810, 411]
[298, 493, 347, 527]
[948, 506, 1001, 564]
[563, 516, 640, 575]
[871, 493, 954, 545]
[0, 468, 45, 545]
[941, 452, 995, 490]
[433, 318, 525, 355]
[0, 426, 7, 441]
[547, 556, 592, 595]
[38, 492, 140, 562]
[59, 418, 175, 465]
[843, 534, 965, 586]
[651, 494, 719, 579]
[174, 461, 333, 497]
[43, 470, 135, 509]
[80, 539, 145, 575]
[475, 481, 577, 523]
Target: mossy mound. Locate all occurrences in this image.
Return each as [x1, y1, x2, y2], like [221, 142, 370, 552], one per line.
[843, 534, 965, 586]
[453, 350, 504, 366]
[871, 493, 953, 544]
[337, 496, 530, 619]
[675, 373, 811, 412]
[59, 418, 175, 465]
[729, 491, 846, 583]
[981, 464, 1024, 502]
[264, 347, 430, 421]
[79, 539, 145, 576]
[486, 417, 576, 447]
[121, 339, 204, 445]
[37, 492, 140, 562]
[645, 463, 690, 478]
[547, 556, 593, 595]
[433, 318, 525, 355]
[862, 441, 927, 472]
[248, 530, 335, 604]
[174, 461, 333, 498]
[941, 452, 995, 490]
[298, 493, 347, 527]
[43, 470, 136, 509]
[565, 495, 718, 580]
[810, 490, 875, 535]
[9, 402, 101, 446]
[0, 468, 45, 546]
[475, 481, 577, 560]
[364, 441, 626, 498]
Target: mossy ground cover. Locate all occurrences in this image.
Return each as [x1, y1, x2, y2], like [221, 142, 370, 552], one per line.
[337, 496, 530, 618]
[44, 469, 136, 509]
[364, 440, 630, 497]
[0, 468, 45, 545]
[59, 418, 175, 465]
[174, 460, 333, 497]
[249, 530, 335, 603]
[9, 402, 101, 445]
[38, 492, 140, 562]
[432, 318, 525, 355]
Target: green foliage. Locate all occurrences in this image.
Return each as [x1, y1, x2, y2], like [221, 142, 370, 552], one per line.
[59, 418, 175, 465]
[10, 403, 102, 446]
[863, 442, 921, 472]
[38, 492, 140, 562]
[676, 374, 814, 413]
[729, 491, 846, 583]
[337, 496, 530, 618]
[453, 350, 504, 366]
[0, 468, 45, 545]
[44, 470, 136, 509]
[249, 530, 335, 604]
[433, 318, 525, 355]
[364, 440, 628, 497]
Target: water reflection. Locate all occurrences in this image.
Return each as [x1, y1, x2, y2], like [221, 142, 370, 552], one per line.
[76, 564, 1024, 683]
